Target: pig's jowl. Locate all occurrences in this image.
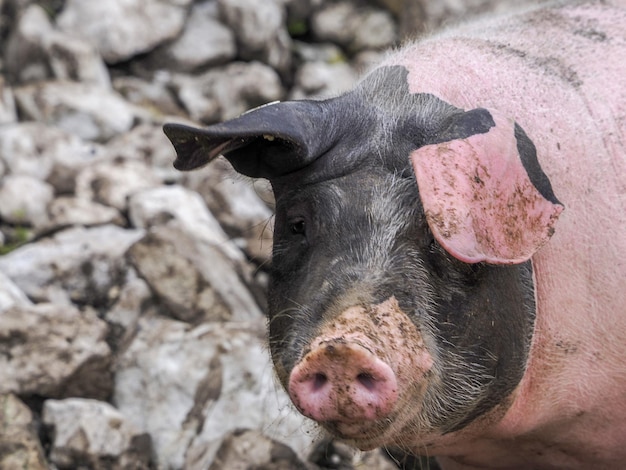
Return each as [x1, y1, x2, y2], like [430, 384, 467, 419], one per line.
[164, 1, 626, 468]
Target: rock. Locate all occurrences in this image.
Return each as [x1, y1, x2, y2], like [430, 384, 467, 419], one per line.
[183, 158, 274, 265]
[47, 196, 124, 229]
[4, 4, 110, 86]
[373, 0, 426, 39]
[311, 2, 397, 53]
[169, 77, 219, 123]
[127, 185, 269, 307]
[0, 394, 48, 470]
[46, 135, 106, 194]
[218, 0, 282, 49]
[75, 158, 162, 211]
[128, 185, 244, 264]
[43, 398, 153, 470]
[172, 61, 284, 123]
[0, 225, 144, 305]
[0, 76, 16, 123]
[128, 223, 262, 323]
[113, 73, 184, 119]
[292, 40, 346, 64]
[311, 1, 357, 47]
[104, 275, 152, 352]
[0, 174, 54, 229]
[103, 123, 182, 183]
[114, 316, 314, 469]
[207, 429, 309, 470]
[56, 0, 192, 64]
[350, 8, 397, 52]
[44, 28, 111, 88]
[218, 0, 292, 75]
[289, 43, 358, 98]
[0, 270, 32, 311]
[0, 122, 104, 193]
[353, 49, 387, 75]
[0, 303, 112, 399]
[158, 0, 237, 72]
[290, 60, 358, 100]
[372, 0, 404, 14]
[285, 0, 325, 22]
[3, 4, 53, 84]
[308, 439, 400, 470]
[308, 439, 355, 470]
[13, 81, 136, 142]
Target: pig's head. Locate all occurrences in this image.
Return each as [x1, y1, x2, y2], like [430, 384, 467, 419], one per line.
[163, 66, 563, 450]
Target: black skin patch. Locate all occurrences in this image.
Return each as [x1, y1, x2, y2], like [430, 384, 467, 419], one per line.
[436, 260, 536, 432]
[514, 124, 562, 205]
[427, 108, 496, 145]
[162, 64, 556, 436]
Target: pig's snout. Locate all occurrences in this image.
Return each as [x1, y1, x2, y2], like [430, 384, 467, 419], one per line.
[286, 298, 433, 435]
[288, 339, 399, 423]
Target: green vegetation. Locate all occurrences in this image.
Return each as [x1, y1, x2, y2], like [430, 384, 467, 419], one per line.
[0, 226, 31, 255]
[287, 19, 308, 37]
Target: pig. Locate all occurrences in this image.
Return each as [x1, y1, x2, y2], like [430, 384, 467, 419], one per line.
[163, 1, 626, 468]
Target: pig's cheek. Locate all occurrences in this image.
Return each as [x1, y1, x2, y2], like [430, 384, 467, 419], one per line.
[389, 342, 435, 424]
[395, 347, 435, 391]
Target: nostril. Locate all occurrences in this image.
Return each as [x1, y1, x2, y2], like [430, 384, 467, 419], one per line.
[312, 373, 328, 391]
[356, 372, 376, 391]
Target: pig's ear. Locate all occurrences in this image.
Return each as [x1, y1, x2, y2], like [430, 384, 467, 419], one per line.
[163, 101, 329, 179]
[411, 108, 564, 265]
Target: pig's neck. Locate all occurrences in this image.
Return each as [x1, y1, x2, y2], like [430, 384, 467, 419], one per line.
[481, 247, 626, 467]
[429, 249, 626, 469]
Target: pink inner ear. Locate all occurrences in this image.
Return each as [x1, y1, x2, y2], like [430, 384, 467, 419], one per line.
[411, 110, 563, 265]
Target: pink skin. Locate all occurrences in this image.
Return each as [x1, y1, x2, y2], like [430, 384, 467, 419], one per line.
[288, 298, 433, 442]
[378, 1, 626, 468]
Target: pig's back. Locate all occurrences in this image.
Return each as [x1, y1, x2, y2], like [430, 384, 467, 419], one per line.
[385, 0, 626, 464]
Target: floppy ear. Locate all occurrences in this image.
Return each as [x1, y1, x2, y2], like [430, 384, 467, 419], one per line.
[412, 108, 563, 265]
[163, 101, 330, 179]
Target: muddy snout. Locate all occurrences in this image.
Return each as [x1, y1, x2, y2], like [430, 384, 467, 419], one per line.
[288, 338, 399, 422]
[287, 297, 433, 427]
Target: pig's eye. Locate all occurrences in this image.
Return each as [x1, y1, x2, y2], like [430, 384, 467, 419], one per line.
[289, 219, 306, 236]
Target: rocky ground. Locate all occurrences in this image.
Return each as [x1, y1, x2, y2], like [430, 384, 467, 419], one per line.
[0, 0, 540, 469]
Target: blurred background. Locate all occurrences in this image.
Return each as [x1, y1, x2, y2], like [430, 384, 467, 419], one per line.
[0, 0, 541, 469]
